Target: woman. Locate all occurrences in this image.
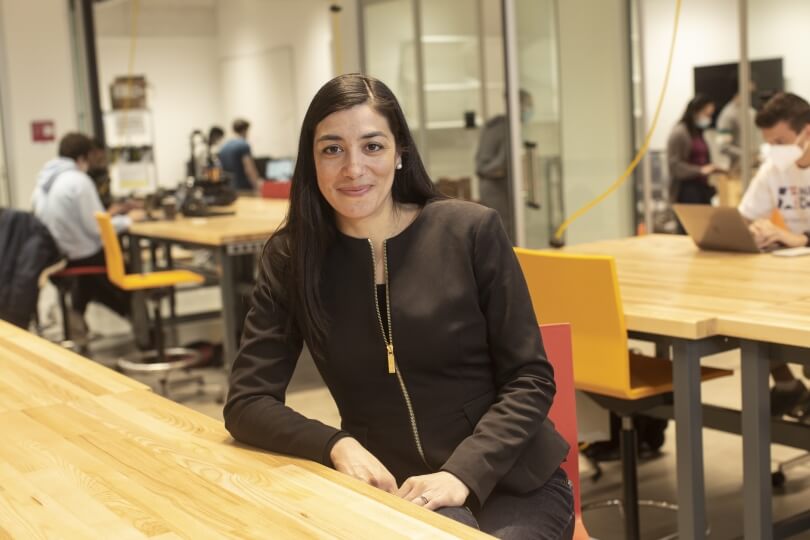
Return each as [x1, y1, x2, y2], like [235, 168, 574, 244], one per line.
[667, 94, 721, 208]
[225, 74, 572, 539]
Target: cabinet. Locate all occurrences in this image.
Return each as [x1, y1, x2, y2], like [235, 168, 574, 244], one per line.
[103, 108, 158, 196]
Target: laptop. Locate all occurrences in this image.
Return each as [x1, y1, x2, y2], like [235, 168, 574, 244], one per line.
[672, 204, 776, 253]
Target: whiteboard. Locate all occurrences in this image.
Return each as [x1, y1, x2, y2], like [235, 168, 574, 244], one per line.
[220, 45, 298, 157]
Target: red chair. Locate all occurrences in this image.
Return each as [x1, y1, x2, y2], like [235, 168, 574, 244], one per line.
[260, 181, 292, 199]
[542, 323, 590, 540]
[49, 265, 107, 344]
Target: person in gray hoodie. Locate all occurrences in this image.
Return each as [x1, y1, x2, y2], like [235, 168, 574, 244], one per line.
[32, 133, 133, 322]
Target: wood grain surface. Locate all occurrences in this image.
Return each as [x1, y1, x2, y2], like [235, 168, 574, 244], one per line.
[565, 234, 810, 342]
[128, 198, 288, 246]
[0, 323, 491, 539]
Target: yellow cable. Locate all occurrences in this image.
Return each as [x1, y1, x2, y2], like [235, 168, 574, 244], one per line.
[553, 0, 682, 241]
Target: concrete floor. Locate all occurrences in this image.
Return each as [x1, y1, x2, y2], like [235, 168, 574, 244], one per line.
[39, 284, 810, 539]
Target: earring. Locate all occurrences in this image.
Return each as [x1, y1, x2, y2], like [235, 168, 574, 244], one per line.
[396, 162, 402, 170]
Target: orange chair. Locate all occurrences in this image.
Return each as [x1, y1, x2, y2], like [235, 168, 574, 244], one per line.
[95, 212, 210, 396]
[542, 323, 590, 540]
[516, 249, 731, 540]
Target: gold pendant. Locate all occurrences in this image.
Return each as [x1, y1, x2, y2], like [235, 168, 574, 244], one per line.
[387, 344, 396, 374]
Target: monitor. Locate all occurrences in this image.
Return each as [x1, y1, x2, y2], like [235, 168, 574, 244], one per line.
[266, 158, 295, 180]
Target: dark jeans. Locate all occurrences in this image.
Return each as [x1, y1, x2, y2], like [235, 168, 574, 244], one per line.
[437, 467, 574, 540]
[66, 250, 131, 317]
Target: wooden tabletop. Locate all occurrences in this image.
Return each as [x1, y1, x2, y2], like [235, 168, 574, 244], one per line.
[0, 326, 490, 539]
[565, 234, 810, 341]
[0, 321, 148, 413]
[128, 197, 288, 246]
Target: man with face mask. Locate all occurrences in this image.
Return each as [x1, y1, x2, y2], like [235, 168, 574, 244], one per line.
[738, 92, 810, 423]
[475, 89, 533, 238]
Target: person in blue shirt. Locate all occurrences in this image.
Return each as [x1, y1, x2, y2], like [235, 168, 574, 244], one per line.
[218, 118, 262, 192]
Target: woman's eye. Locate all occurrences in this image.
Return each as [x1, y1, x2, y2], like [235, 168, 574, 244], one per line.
[366, 142, 383, 152]
[323, 145, 342, 155]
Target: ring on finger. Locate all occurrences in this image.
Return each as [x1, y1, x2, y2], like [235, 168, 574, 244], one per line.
[417, 495, 430, 505]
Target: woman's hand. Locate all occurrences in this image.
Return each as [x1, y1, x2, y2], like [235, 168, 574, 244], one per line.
[396, 471, 470, 511]
[329, 437, 398, 493]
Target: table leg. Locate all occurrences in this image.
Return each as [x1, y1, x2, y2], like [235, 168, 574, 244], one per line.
[219, 246, 238, 370]
[672, 339, 707, 539]
[741, 339, 772, 540]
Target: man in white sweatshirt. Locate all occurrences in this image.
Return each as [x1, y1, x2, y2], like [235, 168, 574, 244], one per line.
[32, 133, 133, 322]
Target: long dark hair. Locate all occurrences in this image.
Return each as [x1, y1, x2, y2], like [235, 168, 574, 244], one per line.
[680, 94, 714, 137]
[268, 73, 441, 359]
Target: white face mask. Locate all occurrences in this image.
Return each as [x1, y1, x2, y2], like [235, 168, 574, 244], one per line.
[695, 116, 711, 129]
[764, 143, 802, 171]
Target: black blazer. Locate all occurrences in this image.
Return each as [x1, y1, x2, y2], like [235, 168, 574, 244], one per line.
[225, 199, 569, 508]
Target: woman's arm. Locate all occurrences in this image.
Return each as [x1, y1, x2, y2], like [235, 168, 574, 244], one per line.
[439, 209, 557, 506]
[667, 124, 706, 181]
[224, 244, 347, 464]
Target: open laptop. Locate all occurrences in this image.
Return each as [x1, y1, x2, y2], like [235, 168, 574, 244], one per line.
[672, 204, 776, 253]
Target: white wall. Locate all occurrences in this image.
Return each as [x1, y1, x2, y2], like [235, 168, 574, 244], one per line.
[558, 0, 634, 244]
[641, 0, 739, 151]
[96, 36, 222, 187]
[0, 0, 78, 208]
[217, 0, 334, 158]
[748, 0, 810, 97]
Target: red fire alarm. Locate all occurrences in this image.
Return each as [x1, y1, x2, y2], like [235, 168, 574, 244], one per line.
[31, 120, 56, 142]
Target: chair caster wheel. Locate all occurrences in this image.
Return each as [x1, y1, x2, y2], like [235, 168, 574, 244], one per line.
[771, 470, 785, 488]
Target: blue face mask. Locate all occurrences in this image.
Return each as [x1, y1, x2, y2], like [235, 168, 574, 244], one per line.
[521, 108, 534, 124]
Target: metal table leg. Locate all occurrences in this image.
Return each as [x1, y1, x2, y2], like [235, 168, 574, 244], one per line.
[741, 339, 772, 539]
[219, 246, 238, 370]
[672, 339, 707, 539]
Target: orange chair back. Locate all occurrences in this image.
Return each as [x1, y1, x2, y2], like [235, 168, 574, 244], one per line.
[770, 209, 787, 230]
[542, 323, 589, 540]
[515, 248, 632, 396]
[94, 212, 127, 288]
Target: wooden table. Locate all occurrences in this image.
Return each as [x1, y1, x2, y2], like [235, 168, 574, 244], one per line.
[0, 320, 148, 412]
[565, 234, 810, 539]
[0, 325, 490, 539]
[127, 197, 288, 366]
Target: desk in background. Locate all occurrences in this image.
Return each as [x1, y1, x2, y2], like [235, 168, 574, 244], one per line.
[127, 197, 288, 369]
[0, 321, 490, 539]
[565, 234, 810, 540]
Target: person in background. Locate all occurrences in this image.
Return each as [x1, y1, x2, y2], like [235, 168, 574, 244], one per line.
[206, 126, 225, 168]
[717, 85, 760, 175]
[667, 95, 723, 215]
[32, 133, 134, 334]
[218, 118, 262, 192]
[738, 91, 810, 423]
[225, 74, 573, 539]
[475, 89, 533, 237]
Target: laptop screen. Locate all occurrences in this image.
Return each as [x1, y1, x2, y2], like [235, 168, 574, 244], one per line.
[266, 158, 294, 180]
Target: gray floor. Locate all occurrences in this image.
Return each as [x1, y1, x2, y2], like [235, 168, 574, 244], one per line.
[38, 284, 810, 540]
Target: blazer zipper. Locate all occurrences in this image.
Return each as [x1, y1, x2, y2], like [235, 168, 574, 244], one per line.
[368, 239, 430, 470]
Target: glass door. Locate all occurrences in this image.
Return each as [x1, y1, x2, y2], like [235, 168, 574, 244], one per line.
[503, 0, 563, 247]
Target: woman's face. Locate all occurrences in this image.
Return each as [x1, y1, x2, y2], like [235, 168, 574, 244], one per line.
[314, 104, 400, 225]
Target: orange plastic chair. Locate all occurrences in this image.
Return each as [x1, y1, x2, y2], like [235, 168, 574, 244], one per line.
[95, 212, 212, 397]
[516, 248, 731, 540]
[542, 323, 590, 540]
[770, 209, 787, 230]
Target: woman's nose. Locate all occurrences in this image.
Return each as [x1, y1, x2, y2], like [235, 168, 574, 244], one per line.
[343, 151, 363, 178]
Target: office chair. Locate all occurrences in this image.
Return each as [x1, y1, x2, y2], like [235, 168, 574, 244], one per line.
[516, 248, 732, 540]
[95, 212, 220, 399]
[543, 323, 590, 540]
